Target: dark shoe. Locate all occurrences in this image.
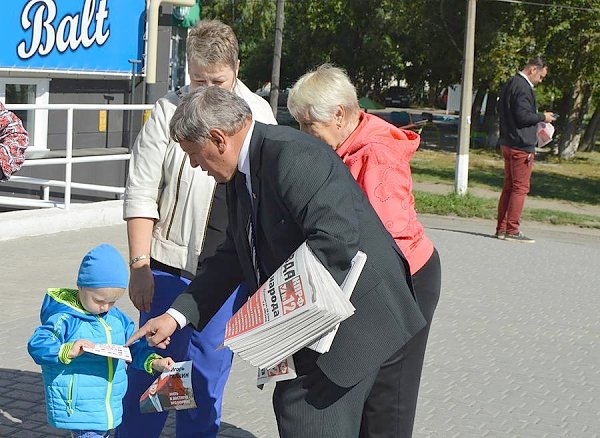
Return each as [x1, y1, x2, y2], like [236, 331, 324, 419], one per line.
[505, 232, 535, 243]
[495, 232, 506, 240]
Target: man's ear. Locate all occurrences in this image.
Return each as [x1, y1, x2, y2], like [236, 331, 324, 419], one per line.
[525, 65, 536, 77]
[209, 128, 228, 153]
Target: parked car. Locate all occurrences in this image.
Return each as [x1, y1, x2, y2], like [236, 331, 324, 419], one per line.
[255, 83, 289, 107]
[384, 86, 410, 108]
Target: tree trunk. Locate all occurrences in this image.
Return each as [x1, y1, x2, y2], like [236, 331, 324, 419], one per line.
[428, 86, 438, 108]
[269, 0, 285, 117]
[558, 80, 589, 160]
[470, 88, 486, 132]
[557, 38, 593, 159]
[578, 106, 600, 152]
[483, 90, 498, 149]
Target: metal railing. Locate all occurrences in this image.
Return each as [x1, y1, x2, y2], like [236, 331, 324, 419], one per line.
[2, 103, 153, 209]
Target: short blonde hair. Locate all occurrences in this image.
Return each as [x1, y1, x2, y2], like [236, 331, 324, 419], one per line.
[186, 19, 239, 70]
[288, 64, 360, 123]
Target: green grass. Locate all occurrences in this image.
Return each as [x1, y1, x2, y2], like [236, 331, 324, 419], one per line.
[411, 149, 600, 228]
[412, 148, 600, 204]
[523, 208, 600, 228]
[415, 192, 496, 219]
[414, 191, 600, 229]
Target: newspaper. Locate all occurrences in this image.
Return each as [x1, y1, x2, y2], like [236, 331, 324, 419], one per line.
[307, 250, 367, 353]
[224, 242, 365, 370]
[253, 250, 365, 386]
[139, 361, 196, 413]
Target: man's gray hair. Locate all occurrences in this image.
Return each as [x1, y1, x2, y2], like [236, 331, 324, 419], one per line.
[170, 87, 252, 143]
[287, 64, 360, 123]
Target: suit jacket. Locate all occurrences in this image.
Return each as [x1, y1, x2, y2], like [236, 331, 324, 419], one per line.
[172, 122, 426, 388]
[498, 73, 544, 152]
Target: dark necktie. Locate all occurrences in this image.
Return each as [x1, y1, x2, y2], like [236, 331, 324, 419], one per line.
[236, 171, 264, 285]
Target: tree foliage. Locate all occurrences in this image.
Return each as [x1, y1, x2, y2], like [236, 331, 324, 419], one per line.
[199, 0, 600, 157]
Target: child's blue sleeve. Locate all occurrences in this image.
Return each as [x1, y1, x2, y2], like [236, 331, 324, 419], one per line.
[28, 312, 75, 365]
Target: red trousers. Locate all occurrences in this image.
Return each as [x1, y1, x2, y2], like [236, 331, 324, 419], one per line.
[496, 145, 534, 235]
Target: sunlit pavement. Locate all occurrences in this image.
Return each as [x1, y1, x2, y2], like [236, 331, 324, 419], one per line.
[2, 215, 599, 437]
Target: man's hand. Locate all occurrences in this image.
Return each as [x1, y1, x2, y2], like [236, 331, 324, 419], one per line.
[543, 111, 556, 123]
[129, 264, 154, 312]
[126, 313, 178, 349]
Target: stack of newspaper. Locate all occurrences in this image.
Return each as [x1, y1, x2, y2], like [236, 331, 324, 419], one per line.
[224, 242, 366, 370]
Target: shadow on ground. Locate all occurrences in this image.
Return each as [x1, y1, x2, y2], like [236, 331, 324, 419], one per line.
[425, 226, 496, 240]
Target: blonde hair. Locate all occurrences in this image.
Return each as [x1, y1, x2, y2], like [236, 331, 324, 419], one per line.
[186, 19, 239, 70]
[288, 64, 360, 123]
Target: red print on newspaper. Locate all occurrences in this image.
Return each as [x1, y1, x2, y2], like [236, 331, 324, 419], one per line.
[225, 283, 267, 339]
[280, 276, 306, 315]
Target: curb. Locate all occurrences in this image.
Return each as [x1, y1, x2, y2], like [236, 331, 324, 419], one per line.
[0, 200, 124, 241]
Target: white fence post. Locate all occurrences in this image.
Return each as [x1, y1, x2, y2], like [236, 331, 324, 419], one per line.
[64, 108, 74, 210]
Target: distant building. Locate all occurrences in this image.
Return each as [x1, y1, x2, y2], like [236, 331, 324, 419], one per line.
[0, 0, 195, 205]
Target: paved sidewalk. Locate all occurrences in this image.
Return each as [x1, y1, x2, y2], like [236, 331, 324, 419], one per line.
[1, 214, 599, 437]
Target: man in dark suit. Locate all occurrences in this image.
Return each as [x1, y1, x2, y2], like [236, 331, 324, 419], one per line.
[128, 86, 426, 437]
[496, 56, 556, 243]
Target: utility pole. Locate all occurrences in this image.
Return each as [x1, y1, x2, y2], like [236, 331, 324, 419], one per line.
[128, 59, 143, 150]
[269, 0, 285, 117]
[145, 0, 196, 103]
[455, 0, 477, 195]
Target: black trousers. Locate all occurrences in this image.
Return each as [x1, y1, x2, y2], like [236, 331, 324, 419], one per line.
[360, 248, 441, 438]
[273, 249, 442, 438]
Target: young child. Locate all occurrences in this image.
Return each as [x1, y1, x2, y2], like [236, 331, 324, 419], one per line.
[28, 243, 174, 438]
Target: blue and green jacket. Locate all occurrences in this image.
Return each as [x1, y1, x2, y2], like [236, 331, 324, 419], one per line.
[27, 288, 160, 431]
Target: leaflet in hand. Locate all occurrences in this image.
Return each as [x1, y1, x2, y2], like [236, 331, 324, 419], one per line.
[83, 344, 132, 362]
[537, 122, 555, 147]
[256, 356, 297, 387]
[140, 361, 196, 413]
[224, 241, 366, 370]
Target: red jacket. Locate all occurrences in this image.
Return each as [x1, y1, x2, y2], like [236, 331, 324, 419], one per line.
[337, 112, 433, 274]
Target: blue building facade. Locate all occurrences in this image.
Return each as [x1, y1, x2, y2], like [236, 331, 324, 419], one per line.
[0, 0, 182, 205]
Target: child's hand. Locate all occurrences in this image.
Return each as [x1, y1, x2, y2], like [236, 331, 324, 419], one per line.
[151, 357, 175, 373]
[69, 339, 95, 359]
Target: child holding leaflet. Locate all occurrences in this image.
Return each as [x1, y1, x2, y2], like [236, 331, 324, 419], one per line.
[28, 244, 174, 438]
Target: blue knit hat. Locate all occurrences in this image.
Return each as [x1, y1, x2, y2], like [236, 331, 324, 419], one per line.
[77, 244, 128, 289]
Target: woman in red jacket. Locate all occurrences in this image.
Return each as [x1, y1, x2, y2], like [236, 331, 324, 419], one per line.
[288, 64, 441, 438]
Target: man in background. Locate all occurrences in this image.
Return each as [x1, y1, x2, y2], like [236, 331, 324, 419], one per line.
[496, 56, 556, 243]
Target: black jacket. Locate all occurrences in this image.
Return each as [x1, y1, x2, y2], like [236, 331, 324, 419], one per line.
[173, 122, 426, 388]
[498, 73, 544, 152]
